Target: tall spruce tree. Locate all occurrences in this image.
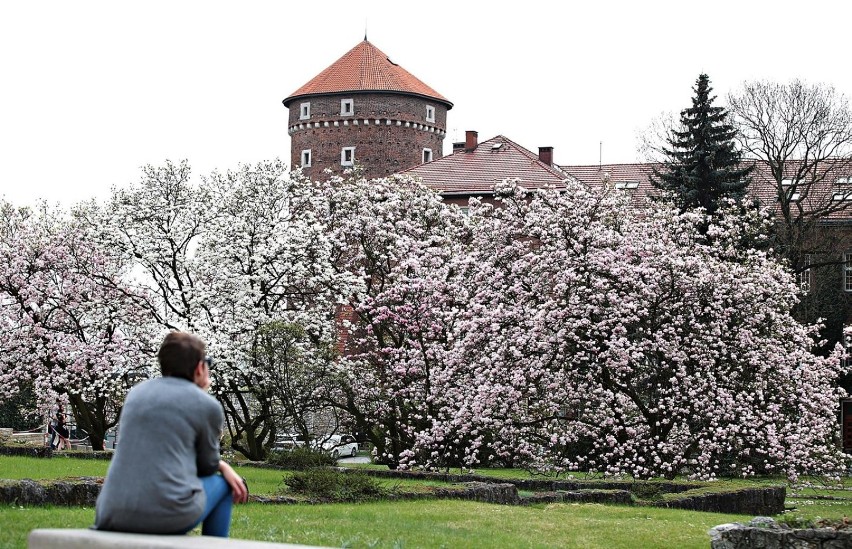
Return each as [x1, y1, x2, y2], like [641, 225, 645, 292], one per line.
[652, 74, 752, 216]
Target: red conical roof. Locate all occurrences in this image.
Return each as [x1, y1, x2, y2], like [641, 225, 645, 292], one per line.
[283, 39, 451, 108]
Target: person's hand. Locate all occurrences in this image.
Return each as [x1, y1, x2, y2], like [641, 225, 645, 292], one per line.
[219, 460, 248, 504]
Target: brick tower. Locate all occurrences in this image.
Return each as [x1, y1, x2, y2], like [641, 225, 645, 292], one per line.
[283, 39, 452, 179]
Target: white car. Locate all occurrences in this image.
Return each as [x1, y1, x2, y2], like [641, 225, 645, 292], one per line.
[321, 434, 358, 458]
[271, 433, 306, 452]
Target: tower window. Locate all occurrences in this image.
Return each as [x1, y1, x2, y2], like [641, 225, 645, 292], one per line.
[845, 253, 852, 292]
[341, 98, 354, 116]
[300, 102, 311, 120]
[301, 149, 312, 168]
[425, 105, 435, 123]
[798, 254, 811, 293]
[341, 147, 355, 166]
[422, 148, 432, 163]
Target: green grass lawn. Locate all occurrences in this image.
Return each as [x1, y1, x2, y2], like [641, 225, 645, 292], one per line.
[0, 501, 752, 549]
[2, 456, 852, 549]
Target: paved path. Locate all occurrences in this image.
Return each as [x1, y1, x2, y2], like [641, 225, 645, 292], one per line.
[337, 456, 371, 464]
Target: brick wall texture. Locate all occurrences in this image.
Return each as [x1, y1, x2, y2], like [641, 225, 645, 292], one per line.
[288, 92, 448, 180]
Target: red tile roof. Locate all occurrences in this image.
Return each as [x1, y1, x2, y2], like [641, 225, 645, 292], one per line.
[404, 130, 852, 222]
[283, 40, 451, 107]
[561, 160, 852, 221]
[403, 135, 568, 195]
[560, 163, 659, 209]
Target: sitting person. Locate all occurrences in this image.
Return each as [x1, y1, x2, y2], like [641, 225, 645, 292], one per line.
[94, 331, 248, 537]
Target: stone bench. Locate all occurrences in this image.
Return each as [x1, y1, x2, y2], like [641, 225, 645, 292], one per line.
[28, 529, 331, 549]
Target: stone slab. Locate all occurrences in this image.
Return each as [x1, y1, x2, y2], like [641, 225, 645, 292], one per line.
[28, 529, 331, 549]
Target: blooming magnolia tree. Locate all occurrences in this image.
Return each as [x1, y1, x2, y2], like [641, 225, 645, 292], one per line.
[3, 159, 844, 479]
[321, 173, 473, 468]
[194, 161, 343, 459]
[416, 180, 847, 480]
[0, 201, 151, 450]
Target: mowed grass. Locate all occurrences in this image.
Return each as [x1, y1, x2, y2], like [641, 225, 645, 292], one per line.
[3, 456, 852, 548]
[0, 501, 751, 549]
[0, 456, 458, 497]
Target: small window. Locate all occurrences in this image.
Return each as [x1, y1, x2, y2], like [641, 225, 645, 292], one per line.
[844, 332, 852, 370]
[341, 147, 355, 166]
[425, 105, 435, 123]
[798, 254, 811, 293]
[833, 192, 852, 201]
[301, 149, 311, 168]
[845, 253, 852, 292]
[781, 178, 796, 186]
[300, 102, 310, 120]
[837, 177, 852, 185]
[614, 181, 639, 190]
[341, 99, 353, 116]
[422, 148, 432, 163]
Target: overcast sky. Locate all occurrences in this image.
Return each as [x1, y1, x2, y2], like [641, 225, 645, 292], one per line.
[2, 0, 850, 206]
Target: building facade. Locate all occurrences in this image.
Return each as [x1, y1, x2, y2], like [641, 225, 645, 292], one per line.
[283, 39, 452, 180]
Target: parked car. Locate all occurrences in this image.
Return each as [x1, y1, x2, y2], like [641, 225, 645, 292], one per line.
[321, 434, 358, 458]
[271, 433, 306, 452]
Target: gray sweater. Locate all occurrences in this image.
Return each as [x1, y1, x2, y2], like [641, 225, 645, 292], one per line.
[94, 376, 224, 533]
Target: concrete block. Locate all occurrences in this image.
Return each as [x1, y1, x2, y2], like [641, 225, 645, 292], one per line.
[28, 529, 331, 549]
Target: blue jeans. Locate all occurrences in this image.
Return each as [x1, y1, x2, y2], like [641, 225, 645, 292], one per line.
[179, 474, 233, 537]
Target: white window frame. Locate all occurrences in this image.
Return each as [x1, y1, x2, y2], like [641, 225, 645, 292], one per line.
[300, 102, 311, 120]
[798, 254, 811, 293]
[341, 146, 355, 167]
[301, 149, 312, 168]
[422, 148, 433, 163]
[425, 105, 435, 123]
[341, 98, 354, 116]
[845, 253, 852, 292]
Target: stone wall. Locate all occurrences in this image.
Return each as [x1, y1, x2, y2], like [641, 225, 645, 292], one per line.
[332, 467, 784, 515]
[709, 517, 852, 548]
[0, 478, 102, 506]
[656, 487, 786, 516]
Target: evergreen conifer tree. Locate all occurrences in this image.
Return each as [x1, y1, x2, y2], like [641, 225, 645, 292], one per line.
[652, 74, 752, 216]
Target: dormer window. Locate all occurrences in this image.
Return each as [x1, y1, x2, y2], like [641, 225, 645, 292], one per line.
[422, 148, 432, 163]
[341, 99, 353, 116]
[341, 146, 355, 167]
[425, 105, 435, 123]
[301, 149, 311, 168]
[300, 102, 311, 120]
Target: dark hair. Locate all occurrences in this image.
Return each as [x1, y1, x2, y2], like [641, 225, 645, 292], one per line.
[158, 331, 206, 381]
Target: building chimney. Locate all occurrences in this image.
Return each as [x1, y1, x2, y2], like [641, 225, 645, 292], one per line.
[465, 130, 478, 152]
[538, 146, 553, 166]
[453, 142, 465, 152]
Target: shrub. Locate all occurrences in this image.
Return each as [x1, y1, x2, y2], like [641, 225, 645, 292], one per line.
[283, 469, 386, 501]
[266, 447, 335, 470]
[630, 483, 663, 501]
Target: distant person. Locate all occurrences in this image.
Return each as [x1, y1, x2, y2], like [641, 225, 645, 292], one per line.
[53, 405, 71, 450]
[94, 332, 248, 537]
[47, 398, 61, 449]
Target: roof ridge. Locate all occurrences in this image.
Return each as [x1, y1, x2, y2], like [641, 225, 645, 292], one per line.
[283, 40, 451, 107]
